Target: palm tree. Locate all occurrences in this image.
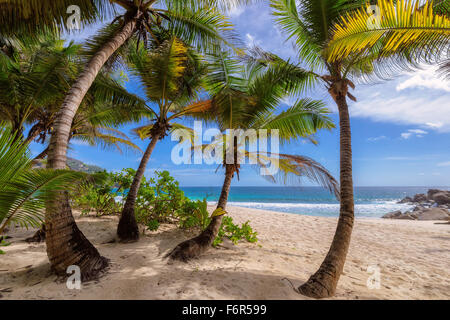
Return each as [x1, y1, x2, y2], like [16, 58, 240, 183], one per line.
[269, 0, 381, 298]
[0, 35, 145, 147]
[116, 37, 213, 242]
[35, 0, 256, 280]
[0, 34, 146, 244]
[167, 52, 339, 261]
[264, 0, 449, 298]
[270, 0, 450, 298]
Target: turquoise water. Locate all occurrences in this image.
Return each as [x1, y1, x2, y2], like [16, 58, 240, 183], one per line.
[180, 186, 450, 218]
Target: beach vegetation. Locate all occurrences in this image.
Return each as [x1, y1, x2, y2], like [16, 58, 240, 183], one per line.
[0, 125, 90, 240]
[167, 51, 339, 262]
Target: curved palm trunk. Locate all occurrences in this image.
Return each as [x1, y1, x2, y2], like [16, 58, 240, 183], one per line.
[45, 17, 138, 280]
[117, 132, 161, 242]
[298, 86, 354, 298]
[167, 164, 235, 262]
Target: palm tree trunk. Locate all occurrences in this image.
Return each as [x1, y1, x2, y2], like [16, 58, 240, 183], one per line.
[117, 132, 161, 242]
[167, 164, 235, 262]
[298, 87, 354, 298]
[44, 16, 139, 280]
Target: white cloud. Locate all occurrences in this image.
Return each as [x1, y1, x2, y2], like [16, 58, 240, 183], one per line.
[228, 5, 245, 17]
[400, 129, 428, 139]
[245, 33, 262, 47]
[351, 95, 450, 132]
[400, 132, 412, 139]
[396, 66, 450, 92]
[437, 161, 450, 167]
[367, 135, 387, 141]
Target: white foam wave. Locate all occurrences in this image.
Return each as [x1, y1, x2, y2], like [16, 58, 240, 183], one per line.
[208, 201, 414, 217]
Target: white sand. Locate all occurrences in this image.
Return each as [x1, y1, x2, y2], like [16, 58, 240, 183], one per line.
[1, 206, 449, 300]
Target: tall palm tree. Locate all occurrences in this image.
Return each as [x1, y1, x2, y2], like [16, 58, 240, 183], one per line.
[167, 52, 339, 261]
[269, 0, 380, 298]
[270, 0, 449, 298]
[116, 37, 213, 242]
[37, 0, 256, 280]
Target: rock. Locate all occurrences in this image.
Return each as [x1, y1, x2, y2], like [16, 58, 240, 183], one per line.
[432, 192, 450, 205]
[416, 208, 450, 221]
[427, 189, 442, 200]
[413, 206, 424, 212]
[397, 213, 417, 220]
[398, 196, 412, 204]
[382, 210, 402, 219]
[412, 193, 427, 203]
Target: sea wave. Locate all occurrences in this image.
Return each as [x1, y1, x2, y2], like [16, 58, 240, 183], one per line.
[208, 201, 414, 218]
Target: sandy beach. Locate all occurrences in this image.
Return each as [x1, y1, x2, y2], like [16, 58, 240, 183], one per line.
[1, 205, 449, 300]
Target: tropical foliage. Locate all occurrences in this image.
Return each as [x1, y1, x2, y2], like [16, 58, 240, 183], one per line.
[327, 0, 450, 66]
[166, 51, 338, 262]
[70, 167, 258, 245]
[0, 33, 144, 155]
[0, 125, 88, 236]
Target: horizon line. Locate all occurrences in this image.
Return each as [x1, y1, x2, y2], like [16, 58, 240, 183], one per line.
[179, 185, 450, 188]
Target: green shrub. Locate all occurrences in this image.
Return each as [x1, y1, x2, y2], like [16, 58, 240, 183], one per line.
[0, 238, 10, 254]
[71, 171, 121, 216]
[70, 168, 258, 247]
[178, 198, 211, 230]
[213, 216, 258, 247]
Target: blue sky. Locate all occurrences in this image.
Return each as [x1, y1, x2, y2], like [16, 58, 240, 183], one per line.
[30, 2, 450, 187]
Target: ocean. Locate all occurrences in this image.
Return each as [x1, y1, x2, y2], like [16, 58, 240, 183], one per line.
[181, 186, 450, 218]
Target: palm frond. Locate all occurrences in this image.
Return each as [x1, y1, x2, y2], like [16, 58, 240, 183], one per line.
[270, 0, 324, 69]
[0, 0, 115, 39]
[0, 124, 89, 234]
[327, 0, 450, 63]
[164, 6, 240, 54]
[252, 98, 335, 143]
[249, 152, 339, 198]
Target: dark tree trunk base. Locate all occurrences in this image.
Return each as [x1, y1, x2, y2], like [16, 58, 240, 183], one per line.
[165, 235, 211, 262]
[46, 197, 110, 282]
[25, 225, 46, 243]
[48, 222, 110, 281]
[117, 206, 139, 243]
[166, 216, 223, 262]
[298, 274, 335, 299]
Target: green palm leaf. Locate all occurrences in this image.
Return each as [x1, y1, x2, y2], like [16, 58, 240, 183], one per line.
[0, 125, 89, 234]
[327, 0, 450, 63]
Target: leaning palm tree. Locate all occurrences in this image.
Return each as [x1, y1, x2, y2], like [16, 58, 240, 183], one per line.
[167, 52, 339, 261]
[39, 0, 256, 280]
[116, 37, 213, 242]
